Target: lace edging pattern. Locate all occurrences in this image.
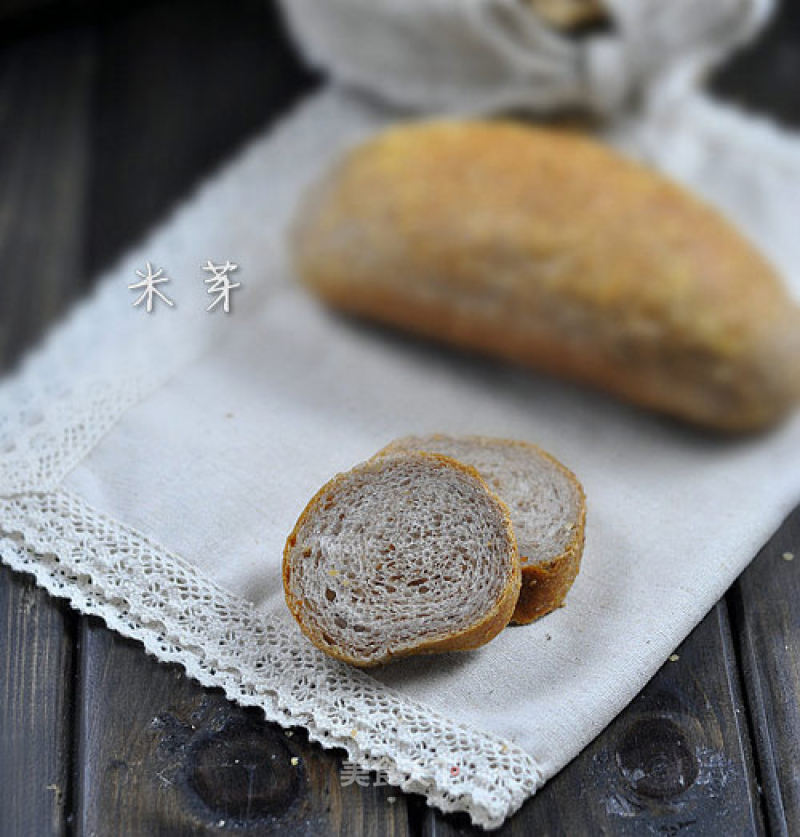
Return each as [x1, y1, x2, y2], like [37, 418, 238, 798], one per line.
[0, 489, 542, 829]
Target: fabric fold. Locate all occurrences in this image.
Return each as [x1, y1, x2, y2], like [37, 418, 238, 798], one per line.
[277, 0, 773, 115]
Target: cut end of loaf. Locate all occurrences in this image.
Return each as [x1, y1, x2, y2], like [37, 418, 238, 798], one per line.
[283, 452, 520, 666]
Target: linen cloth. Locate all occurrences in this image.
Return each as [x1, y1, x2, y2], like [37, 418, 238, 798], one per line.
[280, 0, 773, 115]
[2, 0, 800, 829]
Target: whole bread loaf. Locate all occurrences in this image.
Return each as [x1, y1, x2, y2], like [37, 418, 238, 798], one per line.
[377, 435, 586, 624]
[291, 120, 800, 431]
[283, 452, 521, 667]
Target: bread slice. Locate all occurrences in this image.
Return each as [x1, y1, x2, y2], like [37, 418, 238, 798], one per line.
[376, 435, 585, 624]
[283, 452, 521, 667]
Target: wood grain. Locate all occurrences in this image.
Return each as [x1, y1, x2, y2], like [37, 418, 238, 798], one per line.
[73, 618, 410, 836]
[733, 507, 800, 835]
[0, 26, 95, 370]
[0, 24, 95, 836]
[423, 601, 764, 836]
[0, 566, 75, 836]
[85, 0, 317, 276]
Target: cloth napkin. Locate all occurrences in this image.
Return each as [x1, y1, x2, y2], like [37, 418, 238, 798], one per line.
[280, 0, 773, 115]
[2, 0, 800, 829]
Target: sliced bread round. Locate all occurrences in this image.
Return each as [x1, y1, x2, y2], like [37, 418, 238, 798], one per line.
[283, 452, 521, 667]
[376, 435, 586, 624]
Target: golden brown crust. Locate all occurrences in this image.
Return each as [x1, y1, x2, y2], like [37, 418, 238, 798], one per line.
[513, 477, 586, 623]
[375, 435, 586, 624]
[292, 120, 800, 432]
[282, 452, 521, 667]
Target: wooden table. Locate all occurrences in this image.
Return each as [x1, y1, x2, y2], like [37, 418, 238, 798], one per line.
[1, 2, 799, 834]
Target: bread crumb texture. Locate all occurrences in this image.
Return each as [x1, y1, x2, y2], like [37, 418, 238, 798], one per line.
[376, 434, 586, 624]
[283, 452, 520, 666]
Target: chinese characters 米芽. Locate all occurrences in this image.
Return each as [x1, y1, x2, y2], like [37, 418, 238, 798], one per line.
[129, 260, 242, 313]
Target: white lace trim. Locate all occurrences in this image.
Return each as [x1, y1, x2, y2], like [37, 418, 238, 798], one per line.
[0, 489, 541, 828]
[0, 191, 221, 497]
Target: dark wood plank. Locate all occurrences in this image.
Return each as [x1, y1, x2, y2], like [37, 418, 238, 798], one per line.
[712, 6, 800, 831]
[0, 25, 95, 370]
[74, 619, 410, 836]
[86, 0, 317, 275]
[733, 506, 800, 835]
[0, 566, 75, 836]
[0, 24, 96, 836]
[422, 600, 763, 836]
[711, 0, 800, 129]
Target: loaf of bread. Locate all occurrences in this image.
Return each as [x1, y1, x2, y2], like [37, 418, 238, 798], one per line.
[291, 120, 800, 432]
[283, 452, 521, 667]
[377, 435, 586, 624]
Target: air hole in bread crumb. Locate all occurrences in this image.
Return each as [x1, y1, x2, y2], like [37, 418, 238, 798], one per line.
[302, 547, 312, 558]
[325, 588, 336, 602]
[353, 625, 366, 633]
[408, 579, 426, 587]
[334, 615, 347, 629]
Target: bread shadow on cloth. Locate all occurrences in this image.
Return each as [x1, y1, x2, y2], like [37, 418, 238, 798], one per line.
[365, 618, 560, 690]
[367, 645, 484, 686]
[329, 309, 772, 450]
[368, 512, 644, 724]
